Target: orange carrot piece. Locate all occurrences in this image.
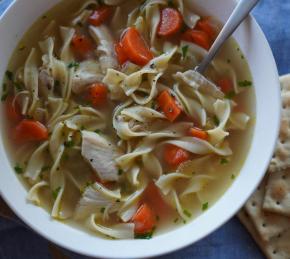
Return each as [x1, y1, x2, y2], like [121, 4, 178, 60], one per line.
[13, 119, 48, 143]
[115, 42, 128, 65]
[88, 5, 113, 26]
[86, 83, 108, 106]
[181, 29, 211, 50]
[188, 127, 209, 141]
[5, 96, 22, 123]
[157, 90, 182, 122]
[157, 8, 183, 37]
[164, 144, 190, 167]
[144, 182, 169, 212]
[131, 203, 156, 234]
[195, 17, 217, 40]
[121, 27, 154, 66]
[71, 34, 94, 59]
[216, 78, 233, 93]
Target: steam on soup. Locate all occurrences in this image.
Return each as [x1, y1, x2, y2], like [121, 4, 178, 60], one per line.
[1, 0, 255, 239]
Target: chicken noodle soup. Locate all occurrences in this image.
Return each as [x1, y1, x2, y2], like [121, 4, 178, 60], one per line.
[1, 0, 255, 239]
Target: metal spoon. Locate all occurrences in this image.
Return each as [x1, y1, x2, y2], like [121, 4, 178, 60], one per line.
[193, 0, 260, 92]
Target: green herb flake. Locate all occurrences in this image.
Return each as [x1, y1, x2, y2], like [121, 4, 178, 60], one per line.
[116, 199, 120, 203]
[231, 174, 236, 180]
[181, 45, 189, 59]
[238, 80, 252, 88]
[95, 129, 102, 134]
[183, 209, 192, 218]
[241, 55, 245, 59]
[220, 158, 229, 165]
[68, 62, 80, 69]
[135, 231, 154, 239]
[100, 207, 105, 213]
[225, 91, 236, 99]
[5, 70, 13, 81]
[64, 140, 74, 148]
[14, 164, 23, 174]
[213, 115, 220, 126]
[118, 169, 123, 176]
[52, 187, 61, 200]
[202, 202, 209, 211]
[173, 218, 179, 223]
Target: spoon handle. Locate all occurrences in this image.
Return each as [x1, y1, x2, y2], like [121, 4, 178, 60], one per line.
[195, 0, 260, 74]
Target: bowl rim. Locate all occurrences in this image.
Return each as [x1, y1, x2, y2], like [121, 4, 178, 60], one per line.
[0, 0, 281, 258]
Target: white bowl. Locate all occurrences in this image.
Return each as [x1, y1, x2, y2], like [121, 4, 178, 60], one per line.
[0, 0, 281, 258]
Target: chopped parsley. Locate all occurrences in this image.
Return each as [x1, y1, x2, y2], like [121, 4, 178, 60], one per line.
[95, 129, 102, 134]
[68, 62, 80, 69]
[220, 158, 229, 165]
[14, 164, 23, 174]
[5, 70, 13, 81]
[202, 202, 209, 211]
[173, 218, 179, 223]
[231, 174, 236, 180]
[183, 209, 192, 218]
[64, 140, 74, 148]
[213, 115, 220, 126]
[225, 91, 236, 99]
[181, 45, 189, 59]
[238, 80, 252, 88]
[100, 207, 105, 213]
[118, 169, 123, 176]
[135, 230, 154, 239]
[52, 187, 61, 200]
[116, 199, 120, 203]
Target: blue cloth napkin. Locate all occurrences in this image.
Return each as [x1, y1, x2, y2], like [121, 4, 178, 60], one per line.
[0, 0, 289, 258]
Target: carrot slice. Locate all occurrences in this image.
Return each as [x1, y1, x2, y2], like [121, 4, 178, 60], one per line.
[5, 96, 22, 123]
[14, 119, 48, 143]
[86, 83, 108, 106]
[181, 29, 211, 50]
[157, 90, 182, 122]
[164, 144, 190, 167]
[131, 203, 156, 234]
[121, 27, 154, 66]
[71, 34, 94, 59]
[115, 42, 128, 65]
[188, 127, 209, 141]
[88, 5, 112, 26]
[157, 8, 183, 37]
[195, 17, 217, 40]
[144, 182, 169, 212]
[216, 78, 233, 93]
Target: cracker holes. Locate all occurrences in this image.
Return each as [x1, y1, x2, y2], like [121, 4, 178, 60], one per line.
[276, 201, 280, 205]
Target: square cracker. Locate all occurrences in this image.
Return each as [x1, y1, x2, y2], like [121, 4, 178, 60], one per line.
[244, 176, 290, 242]
[263, 168, 290, 215]
[269, 75, 290, 172]
[238, 209, 290, 259]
